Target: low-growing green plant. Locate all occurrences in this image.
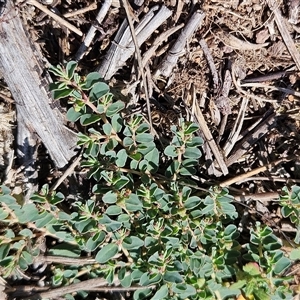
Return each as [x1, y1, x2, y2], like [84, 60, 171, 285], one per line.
[0, 61, 296, 299]
[279, 185, 300, 243]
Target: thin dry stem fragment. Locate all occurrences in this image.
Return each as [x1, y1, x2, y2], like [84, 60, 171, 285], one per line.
[26, 0, 83, 36]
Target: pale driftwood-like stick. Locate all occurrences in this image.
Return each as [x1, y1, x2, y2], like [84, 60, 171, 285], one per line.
[34, 255, 97, 266]
[267, 0, 300, 70]
[0, 1, 77, 168]
[155, 11, 206, 78]
[142, 24, 184, 67]
[234, 192, 280, 202]
[226, 112, 277, 167]
[195, 105, 228, 175]
[220, 156, 295, 187]
[217, 32, 269, 50]
[26, 0, 83, 36]
[75, 0, 112, 61]
[97, 5, 172, 80]
[63, 2, 97, 18]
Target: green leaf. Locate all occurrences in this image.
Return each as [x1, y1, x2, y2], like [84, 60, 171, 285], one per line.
[80, 114, 101, 126]
[111, 113, 123, 133]
[103, 191, 117, 204]
[163, 271, 183, 283]
[122, 236, 144, 250]
[35, 211, 56, 228]
[100, 215, 123, 232]
[89, 82, 110, 102]
[133, 289, 152, 300]
[253, 289, 270, 300]
[0, 194, 19, 208]
[144, 148, 159, 173]
[183, 147, 202, 159]
[48, 243, 81, 258]
[5, 229, 15, 239]
[20, 251, 33, 265]
[102, 123, 112, 135]
[274, 256, 291, 274]
[125, 194, 143, 211]
[243, 262, 260, 276]
[116, 149, 128, 167]
[74, 73, 80, 84]
[97, 104, 105, 113]
[184, 196, 201, 210]
[19, 229, 33, 238]
[105, 205, 122, 215]
[140, 272, 162, 285]
[106, 101, 125, 117]
[15, 203, 39, 223]
[123, 125, 133, 137]
[114, 176, 130, 190]
[49, 64, 64, 77]
[165, 160, 180, 177]
[74, 218, 97, 233]
[95, 244, 119, 263]
[290, 248, 300, 260]
[136, 123, 150, 134]
[52, 88, 73, 100]
[184, 123, 199, 134]
[164, 145, 178, 158]
[66, 107, 82, 122]
[0, 244, 10, 260]
[179, 165, 196, 176]
[50, 192, 65, 205]
[181, 158, 198, 168]
[224, 224, 238, 238]
[120, 273, 132, 288]
[281, 206, 294, 218]
[81, 72, 102, 90]
[171, 283, 197, 298]
[66, 61, 77, 79]
[0, 208, 9, 220]
[85, 231, 106, 252]
[151, 284, 168, 300]
[49, 82, 67, 92]
[186, 136, 203, 148]
[18, 256, 29, 270]
[136, 133, 153, 143]
[123, 137, 134, 147]
[260, 226, 273, 237]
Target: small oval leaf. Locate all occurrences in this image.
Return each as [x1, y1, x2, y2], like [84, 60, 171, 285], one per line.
[95, 244, 119, 263]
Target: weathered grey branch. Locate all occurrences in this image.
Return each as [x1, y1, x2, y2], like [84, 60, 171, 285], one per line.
[97, 5, 172, 80]
[154, 11, 206, 78]
[0, 1, 77, 168]
[75, 0, 112, 61]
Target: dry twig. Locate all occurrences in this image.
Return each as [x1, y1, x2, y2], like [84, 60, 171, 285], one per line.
[220, 155, 295, 187]
[267, 0, 300, 70]
[26, 0, 83, 36]
[75, 0, 112, 60]
[155, 11, 206, 78]
[195, 105, 228, 175]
